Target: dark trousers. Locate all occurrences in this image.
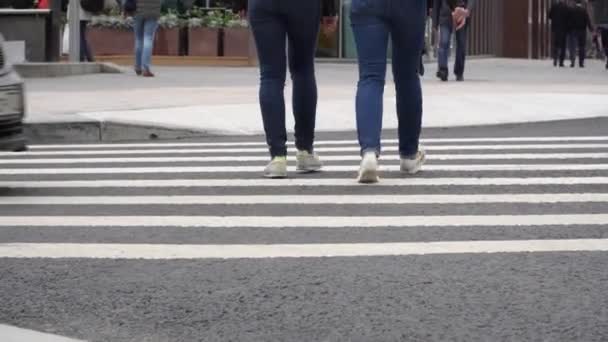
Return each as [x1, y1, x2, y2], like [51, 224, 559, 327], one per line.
[350, 0, 426, 157]
[600, 27, 608, 61]
[568, 29, 587, 66]
[552, 29, 567, 65]
[438, 23, 468, 76]
[80, 21, 94, 62]
[248, 0, 321, 157]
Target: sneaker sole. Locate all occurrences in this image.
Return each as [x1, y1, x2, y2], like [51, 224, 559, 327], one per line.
[296, 166, 323, 174]
[401, 154, 426, 175]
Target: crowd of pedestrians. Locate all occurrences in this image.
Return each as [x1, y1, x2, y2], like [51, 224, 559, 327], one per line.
[549, 0, 606, 69]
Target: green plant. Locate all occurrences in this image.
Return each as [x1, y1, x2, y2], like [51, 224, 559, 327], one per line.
[186, 8, 226, 28]
[159, 10, 182, 29]
[224, 11, 248, 28]
[89, 14, 134, 30]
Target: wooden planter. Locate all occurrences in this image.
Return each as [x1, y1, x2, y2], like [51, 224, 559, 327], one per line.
[223, 27, 255, 58]
[154, 27, 181, 56]
[87, 28, 134, 56]
[188, 27, 220, 57]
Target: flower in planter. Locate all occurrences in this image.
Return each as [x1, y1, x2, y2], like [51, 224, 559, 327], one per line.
[224, 12, 249, 28]
[159, 11, 182, 29]
[90, 14, 134, 30]
[186, 8, 227, 29]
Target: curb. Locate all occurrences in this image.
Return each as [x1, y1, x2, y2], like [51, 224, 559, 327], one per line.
[15, 62, 124, 78]
[24, 120, 216, 144]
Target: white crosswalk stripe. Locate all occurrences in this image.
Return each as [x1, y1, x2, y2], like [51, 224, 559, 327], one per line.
[0, 136, 607, 259]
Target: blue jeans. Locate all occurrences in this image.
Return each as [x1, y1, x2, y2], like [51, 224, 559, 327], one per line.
[134, 16, 159, 71]
[350, 0, 426, 157]
[438, 23, 468, 76]
[80, 21, 94, 62]
[249, 0, 321, 157]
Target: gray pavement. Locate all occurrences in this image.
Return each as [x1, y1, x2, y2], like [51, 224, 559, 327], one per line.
[23, 59, 608, 141]
[0, 118, 607, 341]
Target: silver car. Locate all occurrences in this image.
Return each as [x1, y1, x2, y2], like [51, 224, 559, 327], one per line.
[0, 33, 26, 151]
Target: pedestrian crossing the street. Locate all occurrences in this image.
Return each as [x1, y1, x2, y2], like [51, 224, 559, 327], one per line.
[0, 134, 607, 259]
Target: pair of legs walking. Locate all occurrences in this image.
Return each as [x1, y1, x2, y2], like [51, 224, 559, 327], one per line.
[437, 23, 468, 81]
[568, 30, 587, 67]
[249, 0, 323, 178]
[79, 21, 94, 62]
[351, 0, 427, 183]
[133, 16, 158, 76]
[552, 30, 567, 67]
[250, 0, 426, 183]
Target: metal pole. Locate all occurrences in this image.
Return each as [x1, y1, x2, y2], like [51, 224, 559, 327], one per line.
[68, 0, 80, 61]
[205, 0, 210, 7]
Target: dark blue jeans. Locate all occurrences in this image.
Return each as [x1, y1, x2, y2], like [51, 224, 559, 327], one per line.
[80, 21, 94, 62]
[438, 23, 468, 76]
[350, 0, 426, 157]
[249, 0, 321, 157]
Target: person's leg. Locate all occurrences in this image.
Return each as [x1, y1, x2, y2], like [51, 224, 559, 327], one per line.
[350, 0, 389, 157]
[142, 18, 159, 73]
[602, 28, 608, 68]
[568, 32, 577, 66]
[558, 30, 567, 66]
[133, 16, 145, 73]
[577, 29, 586, 67]
[552, 31, 559, 66]
[79, 21, 88, 61]
[389, 0, 426, 158]
[285, 0, 321, 154]
[437, 24, 452, 80]
[249, 0, 288, 158]
[454, 25, 468, 79]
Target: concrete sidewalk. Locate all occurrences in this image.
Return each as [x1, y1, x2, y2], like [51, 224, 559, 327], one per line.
[24, 58, 608, 142]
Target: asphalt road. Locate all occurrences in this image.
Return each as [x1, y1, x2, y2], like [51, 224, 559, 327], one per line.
[0, 118, 607, 342]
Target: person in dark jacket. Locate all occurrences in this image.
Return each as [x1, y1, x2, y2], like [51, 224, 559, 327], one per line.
[433, 0, 475, 82]
[131, 0, 161, 76]
[248, 0, 337, 178]
[567, 0, 595, 67]
[549, 0, 569, 67]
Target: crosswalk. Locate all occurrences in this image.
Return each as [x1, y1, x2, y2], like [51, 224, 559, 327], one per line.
[0, 134, 607, 259]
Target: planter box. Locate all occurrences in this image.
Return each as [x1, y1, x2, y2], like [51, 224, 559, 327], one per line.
[154, 27, 180, 56]
[223, 27, 255, 58]
[87, 28, 134, 56]
[188, 27, 220, 57]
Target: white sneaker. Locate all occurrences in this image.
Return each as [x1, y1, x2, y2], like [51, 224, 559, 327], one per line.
[264, 156, 288, 178]
[357, 152, 379, 184]
[400, 149, 426, 175]
[296, 150, 323, 173]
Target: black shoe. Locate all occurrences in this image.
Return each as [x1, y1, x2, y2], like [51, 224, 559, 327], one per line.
[418, 61, 425, 76]
[579, 63, 584, 68]
[605, 61, 608, 70]
[570, 62, 575, 68]
[553, 60, 558, 67]
[455, 74, 464, 82]
[559, 62, 565, 67]
[436, 69, 448, 82]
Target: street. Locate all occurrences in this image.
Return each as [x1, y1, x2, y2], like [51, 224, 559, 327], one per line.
[0, 118, 607, 341]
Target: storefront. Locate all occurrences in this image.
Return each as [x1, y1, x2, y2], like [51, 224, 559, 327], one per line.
[169, 0, 554, 60]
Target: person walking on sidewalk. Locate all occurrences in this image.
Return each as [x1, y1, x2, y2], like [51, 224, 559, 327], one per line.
[567, 0, 595, 68]
[549, 0, 569, 67]
[248, 0, 337, 178]
[68, 0, 96, 62]
[350, 0, 427, 184]
[434, 0, 475, 82]
[590, 0, 608, 68]
[127, 0, 161, 77]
